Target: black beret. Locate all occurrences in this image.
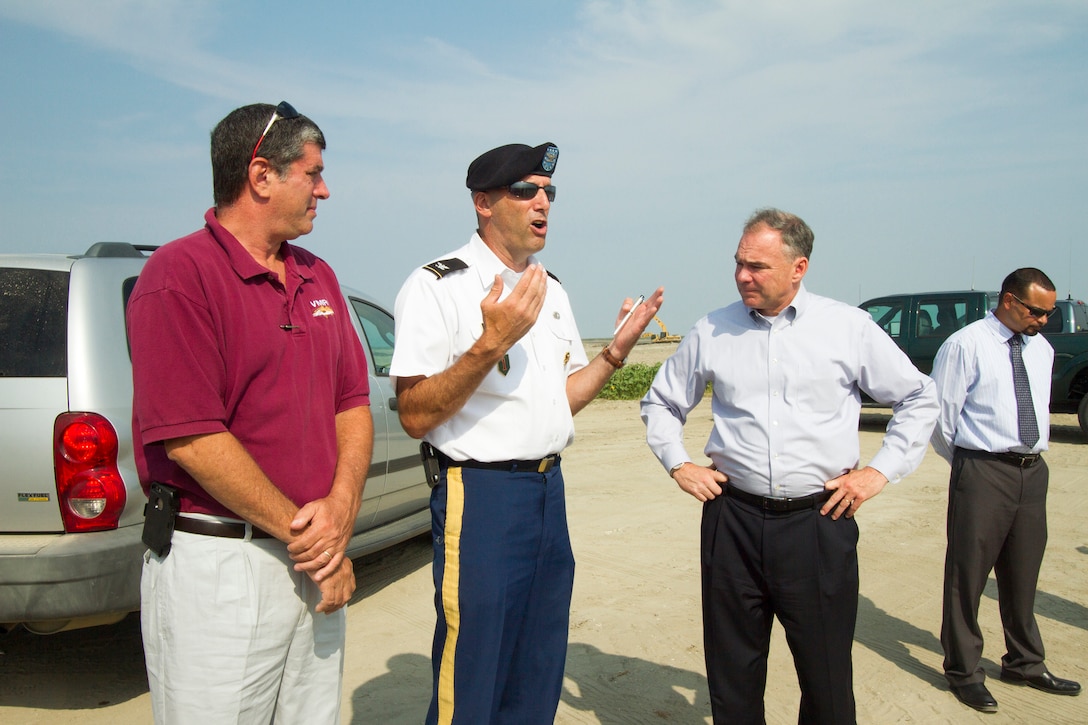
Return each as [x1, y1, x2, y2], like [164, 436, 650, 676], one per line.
[466, 142, 559, 191]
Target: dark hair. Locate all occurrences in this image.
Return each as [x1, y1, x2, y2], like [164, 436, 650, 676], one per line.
[1000, 267, 1055, 299]
[210, 103, 325, 207]
[743, 208, 814, 260]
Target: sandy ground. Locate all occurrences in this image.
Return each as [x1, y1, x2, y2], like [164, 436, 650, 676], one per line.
[2, 341, 1086, 724]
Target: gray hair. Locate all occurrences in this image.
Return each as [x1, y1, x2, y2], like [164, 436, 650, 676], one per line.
[210, 103, 325, 207]
[743, 208, 814, 260]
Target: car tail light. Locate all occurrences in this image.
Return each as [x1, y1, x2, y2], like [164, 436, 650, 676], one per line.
[53, 412, 126, 532]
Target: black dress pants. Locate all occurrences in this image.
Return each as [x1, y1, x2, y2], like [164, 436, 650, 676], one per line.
[701, 492, 859, 725]
[941, 449, 1048, 686]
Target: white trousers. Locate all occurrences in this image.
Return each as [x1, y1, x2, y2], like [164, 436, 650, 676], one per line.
[141, 528, 345, 724]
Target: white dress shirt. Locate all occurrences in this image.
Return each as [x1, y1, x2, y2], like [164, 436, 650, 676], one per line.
[929, 310, 1053, 462]
[641, 285, 938, 498]
[390, 233, 588, 461]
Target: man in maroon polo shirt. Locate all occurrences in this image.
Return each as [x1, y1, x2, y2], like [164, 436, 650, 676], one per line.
[127, 102, 373, 724]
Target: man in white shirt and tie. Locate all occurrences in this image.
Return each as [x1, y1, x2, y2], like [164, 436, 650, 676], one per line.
[931, 267, 1081, 713]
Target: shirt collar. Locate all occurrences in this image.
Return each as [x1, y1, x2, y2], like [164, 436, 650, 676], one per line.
[984, 309, 1034, 346]
[746, 283, 806, 327]
[467, 231, 539, 291]
[204, 207, 313, 283]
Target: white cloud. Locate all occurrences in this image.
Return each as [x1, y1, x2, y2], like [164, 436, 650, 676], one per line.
[0, 0, 217, 57]
[2, 0, 1085, 327]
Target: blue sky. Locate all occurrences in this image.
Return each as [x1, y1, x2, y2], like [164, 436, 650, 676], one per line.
[1, 1, 1085, 336]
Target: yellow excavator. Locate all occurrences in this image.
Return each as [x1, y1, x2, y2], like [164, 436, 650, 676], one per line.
[641, 316, 682, 343]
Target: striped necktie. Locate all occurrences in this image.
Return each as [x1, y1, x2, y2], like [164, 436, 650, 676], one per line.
[1008, 334, 1040, 448]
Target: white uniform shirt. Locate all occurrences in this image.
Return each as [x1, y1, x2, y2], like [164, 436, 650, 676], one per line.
[641, 285, 938, 498]
[390, 233, 588, 461]
[929, 310, 1053, 462]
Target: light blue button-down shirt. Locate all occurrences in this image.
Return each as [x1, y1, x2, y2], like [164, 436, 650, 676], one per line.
[641, 285, 938, 498]
[929, 310, 1053, 462]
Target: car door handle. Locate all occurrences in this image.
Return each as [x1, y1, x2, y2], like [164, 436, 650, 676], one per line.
[388, 396, 398, 411]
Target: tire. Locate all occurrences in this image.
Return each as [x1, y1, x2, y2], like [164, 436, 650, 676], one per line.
[1079, 394, 1088, 438]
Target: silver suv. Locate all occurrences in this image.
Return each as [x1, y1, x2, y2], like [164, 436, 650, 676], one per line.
[0, 243, 428, 634]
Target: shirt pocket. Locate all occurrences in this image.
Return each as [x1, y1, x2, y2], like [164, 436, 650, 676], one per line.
[450, 306, 485, 370]
[545, 313, 575, 373]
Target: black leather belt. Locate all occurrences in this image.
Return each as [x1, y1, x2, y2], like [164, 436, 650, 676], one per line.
[726, 485, 833, 513]
[174, 516, 273, 539]
[437, 451, 560, 474]
[989, 451, 1042, 468]
[957, 447, 1043, 469]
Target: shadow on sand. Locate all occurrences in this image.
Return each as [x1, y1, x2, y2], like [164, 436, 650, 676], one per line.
[348, 641, 713, 724]
[561, 642, 711, 724]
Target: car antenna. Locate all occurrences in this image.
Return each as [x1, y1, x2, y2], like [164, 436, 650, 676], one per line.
[1068, 239, 1073, 300]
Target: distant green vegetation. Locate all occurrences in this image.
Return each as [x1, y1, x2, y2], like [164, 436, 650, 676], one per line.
[597, 362, 662, 400]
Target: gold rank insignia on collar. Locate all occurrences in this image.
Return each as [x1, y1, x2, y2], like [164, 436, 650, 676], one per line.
[497, 354, 510, 376]
[563, 351, 570, 365]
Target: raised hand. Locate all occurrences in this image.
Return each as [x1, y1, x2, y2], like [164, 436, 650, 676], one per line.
[479, 265, 548, 355]
[611, 287, 665, 357]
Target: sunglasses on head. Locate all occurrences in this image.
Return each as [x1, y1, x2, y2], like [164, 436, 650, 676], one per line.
[250, 101, 300, 161]
[1010, 293, 1058, 319]
[506, 181, 556, 202]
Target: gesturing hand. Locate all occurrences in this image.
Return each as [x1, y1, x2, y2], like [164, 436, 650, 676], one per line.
[479, 265, 548, 353]
[610, 287, 665, 358]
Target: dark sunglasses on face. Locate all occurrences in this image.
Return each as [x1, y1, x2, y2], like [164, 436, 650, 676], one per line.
[1010, 293, 1058, 319]
[251, 101, 300, 161]
[507, 181, 556, 202]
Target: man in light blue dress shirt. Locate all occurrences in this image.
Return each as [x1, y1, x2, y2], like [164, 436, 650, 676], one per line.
[931, 267, 1081, 713]
[642, 208, 938, 724]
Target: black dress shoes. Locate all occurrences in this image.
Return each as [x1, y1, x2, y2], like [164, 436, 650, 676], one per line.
[1000, 669, 1082, 695]
[950, 682, 998, 713]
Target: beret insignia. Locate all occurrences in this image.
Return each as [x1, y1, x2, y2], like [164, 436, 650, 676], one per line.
[542, 145, 559, 173]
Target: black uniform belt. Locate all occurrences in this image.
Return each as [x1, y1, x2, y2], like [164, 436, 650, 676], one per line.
[174, 515, 273, 539]
[437, 451, 560, 474]
[726, 484, 833, 513]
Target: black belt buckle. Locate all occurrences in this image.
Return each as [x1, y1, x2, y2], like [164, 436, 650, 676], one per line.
[759, 496, 790, 512]
[1013, 453, 1039, 468]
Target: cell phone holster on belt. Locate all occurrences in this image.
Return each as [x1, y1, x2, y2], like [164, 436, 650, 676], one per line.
[142, 482, 180, 557]
[420, 442, 441, 488]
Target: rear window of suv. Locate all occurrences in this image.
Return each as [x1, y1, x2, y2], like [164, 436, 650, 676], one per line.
[0, 268, 68, 377]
